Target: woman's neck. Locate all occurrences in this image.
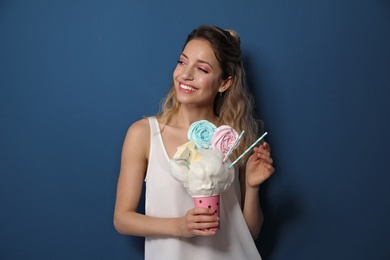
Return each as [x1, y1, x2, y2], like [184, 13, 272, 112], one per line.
[171, 106, 218, 128]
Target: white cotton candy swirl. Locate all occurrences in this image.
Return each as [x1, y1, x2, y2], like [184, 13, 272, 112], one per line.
[187, 149, 235, 197]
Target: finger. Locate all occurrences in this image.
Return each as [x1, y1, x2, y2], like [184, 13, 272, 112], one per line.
[261, 163, 275, 176]
[192, 229, 217, 236]
[263, 142, 271, 152]
[252, 148, 272, 162]
[187, 218, 219, 232]
[195, 214, 219, 223]
[190, 219, 220, 231]
[254, 146, 271, 157]
[256, 153, 273, 164]
[192, 207, 215, 216]
[247, 151, 259, 164]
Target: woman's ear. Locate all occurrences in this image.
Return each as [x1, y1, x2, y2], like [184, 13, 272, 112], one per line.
[218, 76, 233, 93]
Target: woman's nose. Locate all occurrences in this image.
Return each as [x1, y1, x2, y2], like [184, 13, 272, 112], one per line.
[181, 66, 194, 80]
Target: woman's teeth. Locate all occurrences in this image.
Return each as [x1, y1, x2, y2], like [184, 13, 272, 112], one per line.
[180, 84, 196, 91]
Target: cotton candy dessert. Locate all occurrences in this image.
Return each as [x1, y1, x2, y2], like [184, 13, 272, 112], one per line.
[169, 120, 242, 230]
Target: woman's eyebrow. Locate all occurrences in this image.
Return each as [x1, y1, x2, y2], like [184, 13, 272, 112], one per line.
[181, 53, 214, 69]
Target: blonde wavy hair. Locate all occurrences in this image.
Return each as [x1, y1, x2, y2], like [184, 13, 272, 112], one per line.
[157, 25, 263, 166]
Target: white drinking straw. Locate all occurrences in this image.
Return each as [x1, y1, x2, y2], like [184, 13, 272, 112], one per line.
[229, 132, 268, 168]
[223, 131, 245, 163]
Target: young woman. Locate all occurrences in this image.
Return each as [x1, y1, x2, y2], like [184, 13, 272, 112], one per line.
[114, 25, 274, 260]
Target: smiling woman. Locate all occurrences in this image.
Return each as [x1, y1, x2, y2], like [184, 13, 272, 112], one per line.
[113, 25, 274, 260]
[174, 39, 228, 107]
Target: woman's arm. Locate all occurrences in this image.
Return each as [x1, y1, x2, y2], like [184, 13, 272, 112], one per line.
[240, 142, 275, 239]
[113, 119, 219, 238]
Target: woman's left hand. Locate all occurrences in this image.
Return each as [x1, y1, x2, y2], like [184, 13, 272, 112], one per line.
[245, 142, 275, 188]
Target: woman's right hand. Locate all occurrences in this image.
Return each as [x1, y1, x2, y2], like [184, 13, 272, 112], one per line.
[177, 207, 220, 237]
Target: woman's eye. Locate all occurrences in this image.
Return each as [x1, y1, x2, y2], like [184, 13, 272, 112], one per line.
[198, 68, 208, 73]
[177, 60, 186, 65]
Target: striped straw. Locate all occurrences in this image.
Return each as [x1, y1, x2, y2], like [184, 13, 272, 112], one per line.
[229, 132, 268, 168]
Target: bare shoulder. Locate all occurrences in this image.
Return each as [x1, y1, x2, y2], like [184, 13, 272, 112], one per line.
[127, 117, 150, 136]
[123, 117, 151, 160]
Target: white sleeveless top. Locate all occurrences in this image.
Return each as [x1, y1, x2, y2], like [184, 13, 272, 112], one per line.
[145, 117, 262, 260]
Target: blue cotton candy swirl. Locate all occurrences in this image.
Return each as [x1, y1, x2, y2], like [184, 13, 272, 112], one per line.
[188, 120, 217, 149]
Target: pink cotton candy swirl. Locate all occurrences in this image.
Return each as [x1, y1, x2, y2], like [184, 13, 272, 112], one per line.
[211, 125, 239, 155]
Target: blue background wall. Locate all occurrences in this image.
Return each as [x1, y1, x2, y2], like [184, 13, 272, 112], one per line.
[1, 1, 389, 259]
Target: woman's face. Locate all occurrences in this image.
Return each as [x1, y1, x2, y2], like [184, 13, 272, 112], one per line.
[173, 39, 227, 107]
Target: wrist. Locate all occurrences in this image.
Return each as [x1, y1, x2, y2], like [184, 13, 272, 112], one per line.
[245, 184, 260, 194]
[170, 218, 182, 237]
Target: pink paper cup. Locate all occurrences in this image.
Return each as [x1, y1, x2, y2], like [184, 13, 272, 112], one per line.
[193, 195, 220, 231]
